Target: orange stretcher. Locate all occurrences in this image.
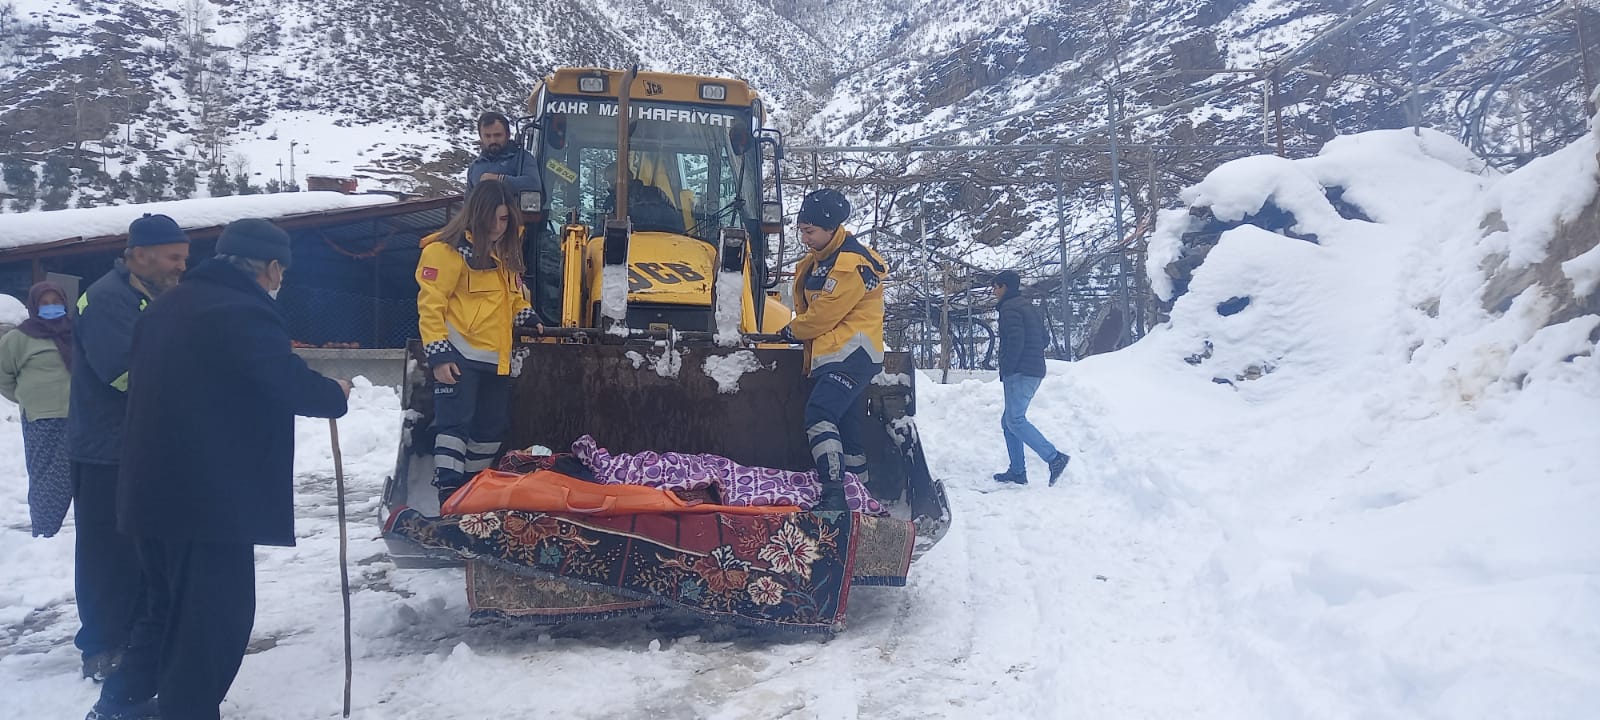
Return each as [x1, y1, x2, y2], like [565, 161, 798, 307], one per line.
[440, 469, 802, 517]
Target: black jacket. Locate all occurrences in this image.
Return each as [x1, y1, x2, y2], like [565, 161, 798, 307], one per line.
[996, 293, 1048, 379]
[117, 259, 348, 546]
[68, 260, 152, 464]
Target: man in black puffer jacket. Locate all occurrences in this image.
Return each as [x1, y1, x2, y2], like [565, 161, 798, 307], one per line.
[992, 270, 1070, 486]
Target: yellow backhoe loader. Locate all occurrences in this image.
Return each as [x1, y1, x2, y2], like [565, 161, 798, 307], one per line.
[379, 68, 949, 634]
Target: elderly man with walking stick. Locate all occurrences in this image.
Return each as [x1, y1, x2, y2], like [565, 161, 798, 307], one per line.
[86, 218, 350, 720]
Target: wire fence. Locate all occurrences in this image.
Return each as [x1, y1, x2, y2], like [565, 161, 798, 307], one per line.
[278, 284, 420, 349]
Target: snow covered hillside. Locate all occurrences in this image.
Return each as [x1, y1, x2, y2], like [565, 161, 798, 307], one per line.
[0, 0, 831, 199]
[1, 125, 1597, 717]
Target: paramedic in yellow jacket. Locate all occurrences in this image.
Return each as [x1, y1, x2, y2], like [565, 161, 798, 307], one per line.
[416, 179, 538, 506]
[778, 188, 888, 512]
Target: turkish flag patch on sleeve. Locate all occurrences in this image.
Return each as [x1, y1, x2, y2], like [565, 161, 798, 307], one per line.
[421, 267, 439, 281]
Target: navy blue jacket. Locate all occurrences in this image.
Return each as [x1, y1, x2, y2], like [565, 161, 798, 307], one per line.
[68, 260, 152, 465]
[996, 293, 1048, 379]
[467, 145, 542, 193]
[117, 259, 348, 546]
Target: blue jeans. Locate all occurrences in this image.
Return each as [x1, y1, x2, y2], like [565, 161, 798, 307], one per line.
[1001, 374, 1058, 474]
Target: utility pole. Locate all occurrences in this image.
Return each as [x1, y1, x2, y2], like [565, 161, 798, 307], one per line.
[920, 200, 932, 368]
[1141, 151, 1159, 338]
[290, 140, 299, 189]
[1106, 83, 1130, 349]
[939, 263, 952, 384]
[1577, 0, 1597, 116]
[965, 284, 975, 370]
[1055, 181, 1073, 361]
[1407, 0, 1422, 134]
[1271, 72, 1286, 157]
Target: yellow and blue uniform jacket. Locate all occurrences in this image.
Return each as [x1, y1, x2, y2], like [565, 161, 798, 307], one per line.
[789, 227, 888, 375]
[415, 233, 533, 376]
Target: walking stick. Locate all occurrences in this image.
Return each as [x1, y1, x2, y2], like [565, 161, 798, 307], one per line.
[329, 418, 353, 718]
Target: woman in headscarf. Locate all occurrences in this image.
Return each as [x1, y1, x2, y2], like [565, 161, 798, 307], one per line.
[0, 282, 75, 537]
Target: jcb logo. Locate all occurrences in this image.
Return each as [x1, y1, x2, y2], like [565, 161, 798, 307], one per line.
[645, 81, 665, 96]
[628, 262, 705, 291]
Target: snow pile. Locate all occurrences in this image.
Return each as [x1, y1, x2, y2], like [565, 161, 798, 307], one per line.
[0, 294, 26, 326]
[1123, 127, 1600, 716]
[0, 193, 395, 250]
[623, 344, 684, 379]
[601, 265, 629, 326]
[712, 269, 743, 346]
[700, 350, 770, 394]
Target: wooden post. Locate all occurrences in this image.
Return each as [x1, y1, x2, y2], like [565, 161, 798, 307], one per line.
[939, 264, 952, 384]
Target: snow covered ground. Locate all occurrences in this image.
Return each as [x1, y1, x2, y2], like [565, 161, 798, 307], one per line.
[0, 125, 1596, 718]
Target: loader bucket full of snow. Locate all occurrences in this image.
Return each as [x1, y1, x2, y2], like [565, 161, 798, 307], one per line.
[381, 340, 951, 567]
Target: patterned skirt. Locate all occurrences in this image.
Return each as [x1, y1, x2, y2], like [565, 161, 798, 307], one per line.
[22, 417, 72, 537]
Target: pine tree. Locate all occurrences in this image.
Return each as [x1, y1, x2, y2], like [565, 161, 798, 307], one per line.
[264, 178, 283, 193]
[4, 159, 38, 212]
[40, 156, 73, 211]
[134, 163, 170, 203]
[111, 169, 135, 201]
[207, 171, 234, 197]
[173, 164, 198, 199]
[234, 172, 258, 195]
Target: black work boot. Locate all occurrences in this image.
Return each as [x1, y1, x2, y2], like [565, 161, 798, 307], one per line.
[436, 484, 462, 510]
[814, 483, 849, 512]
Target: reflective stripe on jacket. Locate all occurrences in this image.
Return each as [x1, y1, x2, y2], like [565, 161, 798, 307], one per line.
[415, 234, 531, 375]
[790, 227, 888, 375]
[68, 260, 151, 463]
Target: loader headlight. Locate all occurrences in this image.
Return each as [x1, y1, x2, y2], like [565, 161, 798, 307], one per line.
[699, 83, 727, 101]
[579, 75, 607, 93]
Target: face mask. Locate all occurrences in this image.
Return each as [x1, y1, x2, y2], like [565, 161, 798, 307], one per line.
[266, 263, 284, 300]
[38, 304, 66, 320]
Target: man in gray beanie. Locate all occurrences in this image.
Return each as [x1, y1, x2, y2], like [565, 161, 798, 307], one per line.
[87, 218, 349, 720]
[68, 213, 191, 683]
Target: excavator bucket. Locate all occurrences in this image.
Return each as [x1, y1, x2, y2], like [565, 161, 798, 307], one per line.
[381, 340, 951, 569]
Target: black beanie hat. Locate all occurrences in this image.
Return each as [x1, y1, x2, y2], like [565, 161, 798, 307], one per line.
[993, 270, 1020, 294]
[127, 213, 189, 248]
[797, 188, 851, 230]
[216, 218, 293, 268]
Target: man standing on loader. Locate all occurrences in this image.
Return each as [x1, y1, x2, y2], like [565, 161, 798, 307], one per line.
[467, 111, 541, 193]
[780, 189, 888, 512]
